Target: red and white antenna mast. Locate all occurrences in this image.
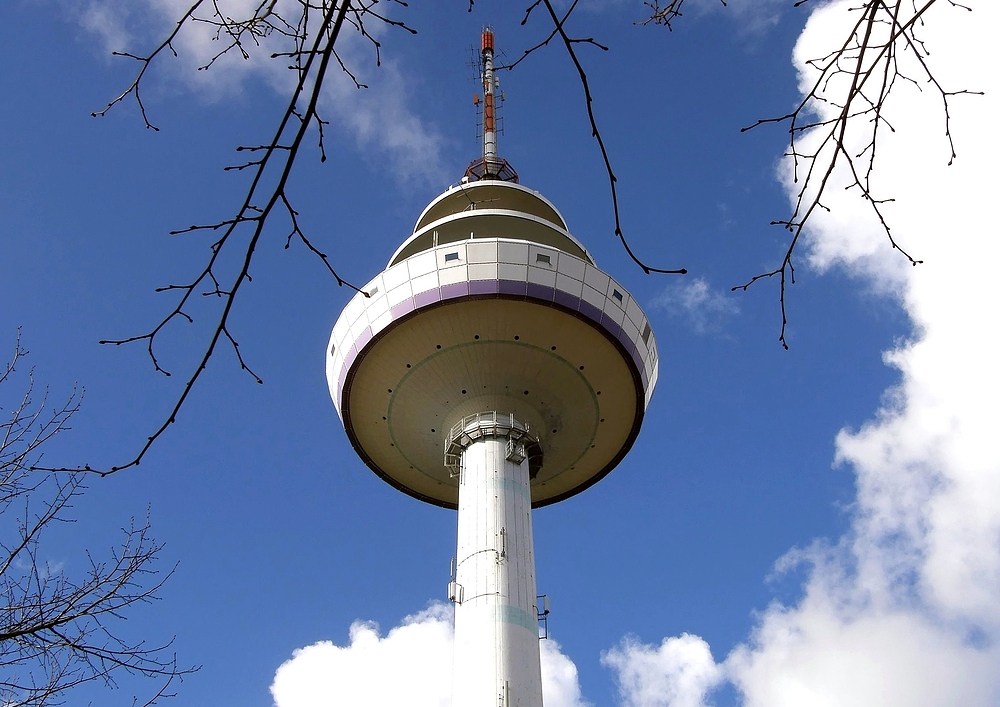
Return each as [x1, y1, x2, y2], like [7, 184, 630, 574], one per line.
[481, 28, 499, 174]
[466, 29, 518, 183]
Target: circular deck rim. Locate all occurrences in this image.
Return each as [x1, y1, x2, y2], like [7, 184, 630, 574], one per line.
[340, 292, 646, 510]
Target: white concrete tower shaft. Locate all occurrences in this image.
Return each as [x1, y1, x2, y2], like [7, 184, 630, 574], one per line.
[481, 29, 499, 176]
[447, 413, 543, 707]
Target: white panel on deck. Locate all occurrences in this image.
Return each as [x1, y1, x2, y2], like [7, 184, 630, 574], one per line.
[343, 293, 366, 328]
[469, 262, 499, 281]
[364, 274, 384, 297]
[555, 273, 584, 298]
[407, 250, 437, 278]
[349, 312, 371, 340]
[601, 298, 626, 326]
[467, 241, 498, 264]
[633, 327, 649, 361]
[583, 265, 610, 295]
[332, 312, 351, 350]
[621, 316, 640, 348]
[498, 241, 529, 265]
[607, 276, 626, 306]
[411, 271, 439, 295]
[383, 262, 410, 291]
[438, 265, 469, 286]
[371, 310, 392, 336]
[365, 293, 389, 322]
[527, 264, 556, 287]
[387, 281, 412, 307]
[557, 252, 586, 281]
[529, 244, 556, 269]
[581, 284, 606, 310]
[436, 245, 467, 269]
[499, 263, 528, 281]
[625, 295, 644, 331]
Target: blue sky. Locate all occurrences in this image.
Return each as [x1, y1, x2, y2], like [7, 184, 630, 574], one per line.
[2, 1, 997, 706]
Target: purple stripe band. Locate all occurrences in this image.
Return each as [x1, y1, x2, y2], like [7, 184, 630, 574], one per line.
[498, 279, 526, 296]
[470, 279, 500, 295]
[579, 299, 602, 323]
[413, 288, 441, 307]
[390, 298, 415, 319]
[441, 282, 470, 300]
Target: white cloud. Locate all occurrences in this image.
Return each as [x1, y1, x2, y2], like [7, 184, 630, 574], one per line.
[583, 0, 786, 35]
[604, 2, 1000, 706]
[317, 44, 449, 184]
[77, 0, 447, 183]
[652, 277, 739, 334]
[602, 634, 723, 707]
[543, 638, 592, 707]
[270, 603, 588, 707]
[271, 604, 454, 707]
[79, 0, 132, 55]
[705, 0, 786, 35]
[725, 1, 1000, 705]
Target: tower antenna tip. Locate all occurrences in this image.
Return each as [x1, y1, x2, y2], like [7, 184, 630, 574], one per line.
[465, 29, 518, 183]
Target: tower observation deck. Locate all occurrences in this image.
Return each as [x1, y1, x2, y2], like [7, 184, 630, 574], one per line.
[326, 29, 658, 707]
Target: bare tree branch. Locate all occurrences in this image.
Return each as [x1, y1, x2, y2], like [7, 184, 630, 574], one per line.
[505, 0, 687, 276]
[733, 0, 977, 348]
[635, 0, 727, 29]
[43, 1, 428, 474]
[91, 1, 208, 131]
[1, 336, 196, 706]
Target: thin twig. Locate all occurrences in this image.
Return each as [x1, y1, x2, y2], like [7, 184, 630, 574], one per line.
[733, 0, 977, 348]
[535, 0, 686, 275]
[635, 0, 727, 29]
[39, 0, 377, 474]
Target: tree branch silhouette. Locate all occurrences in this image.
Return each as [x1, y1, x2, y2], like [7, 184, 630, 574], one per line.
[1, 334, 196, 706]
[733, 0, 977, 348]
[636, 0, 727, 29]
[40, 1, 423, 474]
[505, 0, 687, 276]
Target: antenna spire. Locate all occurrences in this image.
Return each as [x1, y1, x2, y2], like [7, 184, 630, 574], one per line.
[465, 29, 518, 183]
[481, 29, 498, 172]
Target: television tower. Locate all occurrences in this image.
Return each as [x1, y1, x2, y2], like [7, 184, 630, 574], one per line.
[326, 29, 658, 707]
